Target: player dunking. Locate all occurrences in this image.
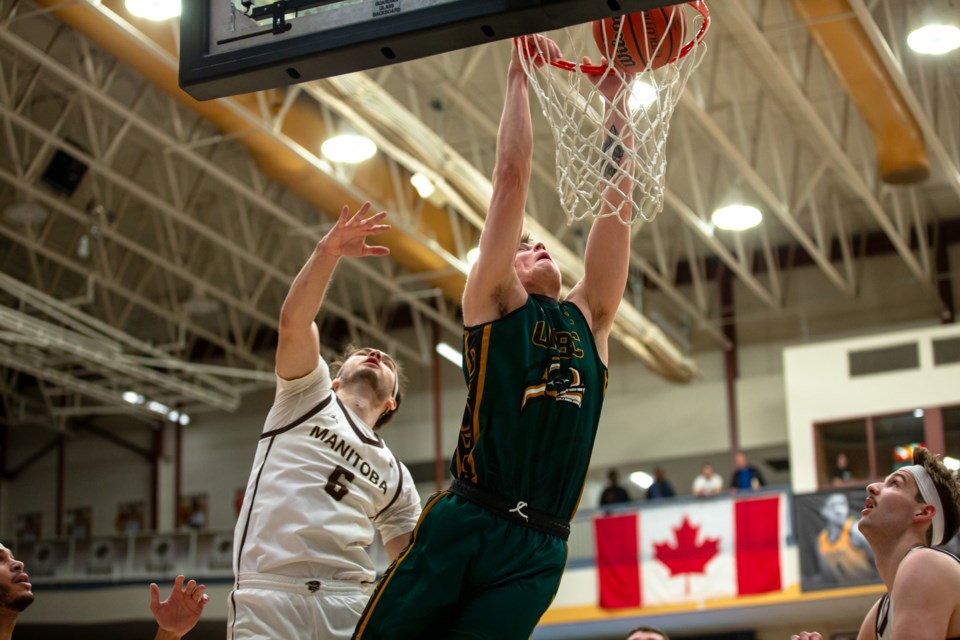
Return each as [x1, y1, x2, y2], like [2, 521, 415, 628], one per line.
[228, 203, 421, 640]
[354, 34, 635, 639]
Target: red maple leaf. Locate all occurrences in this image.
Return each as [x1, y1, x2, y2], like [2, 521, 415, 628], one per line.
[653, 517, 720, 595]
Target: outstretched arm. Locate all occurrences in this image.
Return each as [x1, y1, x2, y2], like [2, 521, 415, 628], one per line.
[566, 62, 635, 363]
[276, 203, 390, 380]
[462, 36, 561, 326]
[152, 575, 208, 640]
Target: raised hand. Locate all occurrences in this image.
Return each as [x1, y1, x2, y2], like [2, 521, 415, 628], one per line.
[151, 575, 208, 638]
[318, 202, 391, 259]
[790, 633, 823, 640]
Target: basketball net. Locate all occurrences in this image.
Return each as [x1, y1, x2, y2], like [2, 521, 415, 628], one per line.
[516, 2, 710, 225]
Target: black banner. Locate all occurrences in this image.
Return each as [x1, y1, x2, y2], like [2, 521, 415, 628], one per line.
[795, 488, 880, 591]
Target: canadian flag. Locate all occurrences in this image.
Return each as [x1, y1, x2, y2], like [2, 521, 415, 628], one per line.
[594, 494, 785, 608]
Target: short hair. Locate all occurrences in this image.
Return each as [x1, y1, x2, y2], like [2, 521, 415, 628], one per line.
[627, 625, 670, 640]
[331, 345, 405, 430]
[519, 230, 532, 246]
[912, 447, 960, 545]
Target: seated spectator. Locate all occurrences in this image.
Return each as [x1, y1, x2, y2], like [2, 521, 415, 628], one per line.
[599, 470, 631, 506]
[647, 468, 675, 500]
[730, 451, 765, 493]
[692, 463, 723, 497]
[831, 452, 853, 485]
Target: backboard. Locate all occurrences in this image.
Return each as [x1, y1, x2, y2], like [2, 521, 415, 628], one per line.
[180, 0, 686, 101]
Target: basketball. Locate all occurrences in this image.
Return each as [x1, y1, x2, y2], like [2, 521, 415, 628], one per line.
[592, 7, 685, 73]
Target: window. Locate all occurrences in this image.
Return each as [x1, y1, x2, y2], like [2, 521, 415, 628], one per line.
[872, 412, 925, 475]
[816, 419, 868, 487]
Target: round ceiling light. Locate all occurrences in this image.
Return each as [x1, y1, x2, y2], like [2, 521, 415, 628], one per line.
[125, 0, 181, 21]
[711, 204, 763, 231]
[907, 24, 960, 55]
[320, 134, 377, 164]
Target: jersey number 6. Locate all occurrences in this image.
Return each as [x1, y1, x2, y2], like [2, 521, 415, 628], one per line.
[324, 465, 355, 501]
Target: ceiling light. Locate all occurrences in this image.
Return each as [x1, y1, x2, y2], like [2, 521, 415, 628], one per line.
[122, 391, 144, 405]
[178, 413, 191, 426]
[913, 408, 925, 418]
[628, 80, 657, 111]
[320, 134, 377, 163]
[944, 457, 960, 472]
[711, 204, 762, 231]
[125, 0, 181, 21]
[466, 247, 480, 267]
[907, 24, 960, 55]
[410, 173, 436, 199]
[629, 471, 654, 489]
[435, 342, 462, 367]
[3, 201, 48, 224]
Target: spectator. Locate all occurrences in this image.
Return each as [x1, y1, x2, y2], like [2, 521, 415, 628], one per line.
[627, 625, 670, 640]
[186, 497, 206, 531]
[730, 451, 765, 493]
[831, 452, 853, 486]
[692, 463, 723, 497]
[599, 470, 631, 506]
[646, 468, 675, 500]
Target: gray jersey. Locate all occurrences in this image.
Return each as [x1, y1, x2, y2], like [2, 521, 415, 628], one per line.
[233, 360, 420, 583]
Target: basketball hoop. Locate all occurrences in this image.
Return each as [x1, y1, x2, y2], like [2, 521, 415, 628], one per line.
[516, 1, 710, 225]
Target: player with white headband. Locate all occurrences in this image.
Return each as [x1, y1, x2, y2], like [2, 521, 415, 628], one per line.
[792, 446, 960, 640]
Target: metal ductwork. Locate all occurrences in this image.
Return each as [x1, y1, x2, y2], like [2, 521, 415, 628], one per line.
[790, 0, 930, 185]
[31, 0, 700, 382]
[34, 0, 471, 303]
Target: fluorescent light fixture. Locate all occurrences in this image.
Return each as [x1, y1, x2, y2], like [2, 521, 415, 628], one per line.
[125, 0, 181, 21]
[410, 173, 436, 199]
[944, 457, 960, 472]
[711, 204, 762, 231]
[466, 247, 480, 267]
[147, 400, 170, 416]
[3, 201, 48, 224]
[913, 408, 925, 418]
[629, 471, 654, 489]
[628, 80, 657, 111]
[907, 24, 960, 55]
[320, 134, 377, 163]
[435, 342, 463, 367]
[122, 391, 144, 405]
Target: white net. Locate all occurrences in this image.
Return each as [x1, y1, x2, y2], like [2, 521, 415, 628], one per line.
[517, 2, 709, 225]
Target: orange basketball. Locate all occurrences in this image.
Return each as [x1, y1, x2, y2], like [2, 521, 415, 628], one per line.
[592, 7, 685, 73]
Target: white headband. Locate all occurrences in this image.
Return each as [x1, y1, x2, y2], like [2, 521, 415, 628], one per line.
[903, 465, 946, 546]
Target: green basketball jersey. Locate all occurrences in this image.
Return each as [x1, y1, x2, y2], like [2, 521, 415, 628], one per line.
[451, 294, 608, 521]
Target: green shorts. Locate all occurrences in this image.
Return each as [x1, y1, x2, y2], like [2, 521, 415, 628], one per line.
[353, 491, 568, 639]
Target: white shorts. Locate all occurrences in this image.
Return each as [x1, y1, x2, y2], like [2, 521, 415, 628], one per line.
[227, 573, 370, 640]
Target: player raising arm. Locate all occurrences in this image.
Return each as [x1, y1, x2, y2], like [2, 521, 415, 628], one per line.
[229, 203, 421, 640]
[353, 34, 636, 640]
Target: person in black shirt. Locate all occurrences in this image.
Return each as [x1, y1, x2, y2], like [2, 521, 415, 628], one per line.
[600, 469, 631, 506]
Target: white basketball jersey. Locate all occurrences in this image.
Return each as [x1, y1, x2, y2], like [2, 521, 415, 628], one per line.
[233, 360, 420, 583]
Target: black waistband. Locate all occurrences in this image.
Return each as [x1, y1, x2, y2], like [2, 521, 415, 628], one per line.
[447, 479, 570, 541]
